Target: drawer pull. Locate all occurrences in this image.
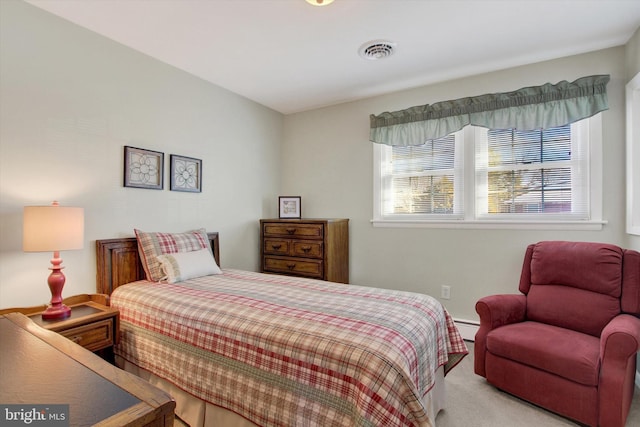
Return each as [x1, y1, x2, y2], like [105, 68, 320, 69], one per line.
[301, 246, 312, 253]
[70, 336, 82, 344]
[286, 228, 297, 235]
[286, 263, 296, 270]
[271, 244, 282, 250]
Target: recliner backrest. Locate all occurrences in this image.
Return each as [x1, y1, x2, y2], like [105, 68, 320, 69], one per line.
[519, 241, 624, 337]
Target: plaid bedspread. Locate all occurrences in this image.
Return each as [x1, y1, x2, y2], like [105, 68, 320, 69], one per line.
[111, 269, 467, 427]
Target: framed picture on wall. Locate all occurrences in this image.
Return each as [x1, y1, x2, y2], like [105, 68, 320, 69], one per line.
[123, 146, 164, 190]
[279, 196, 301, 219]
[170, 154, 202, 193]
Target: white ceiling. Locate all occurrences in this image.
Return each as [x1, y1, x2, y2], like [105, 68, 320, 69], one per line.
[26, 0, 640, 115]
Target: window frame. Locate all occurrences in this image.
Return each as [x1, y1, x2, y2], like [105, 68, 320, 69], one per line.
[372, 115, 604, 230]
[376, 132, 465, 221]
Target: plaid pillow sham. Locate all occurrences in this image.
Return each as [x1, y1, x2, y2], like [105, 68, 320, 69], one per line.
[135, 228, 211, 282]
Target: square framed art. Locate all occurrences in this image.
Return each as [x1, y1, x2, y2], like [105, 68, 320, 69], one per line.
[279, 196, 301, 219]
[123, 146, 164, 190]
[170, 154, 202, 192]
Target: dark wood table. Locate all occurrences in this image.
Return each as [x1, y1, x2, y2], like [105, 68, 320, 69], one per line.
[0, 313, 175, 426]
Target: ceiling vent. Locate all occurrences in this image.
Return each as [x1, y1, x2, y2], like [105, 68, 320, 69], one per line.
[358, 40, 396, 60]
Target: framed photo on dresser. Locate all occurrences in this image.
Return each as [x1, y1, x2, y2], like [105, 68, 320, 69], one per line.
[279, 196, 301, 219]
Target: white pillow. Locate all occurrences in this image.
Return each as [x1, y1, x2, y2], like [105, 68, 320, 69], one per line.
[156, 248, 222, 283]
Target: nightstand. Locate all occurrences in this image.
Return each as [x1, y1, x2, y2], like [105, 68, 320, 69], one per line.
[0, 294, 119, 362]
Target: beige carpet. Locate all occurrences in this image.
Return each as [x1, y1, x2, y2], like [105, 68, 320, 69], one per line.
[175, 341, 640, 426]
[435, 341, 640, 427]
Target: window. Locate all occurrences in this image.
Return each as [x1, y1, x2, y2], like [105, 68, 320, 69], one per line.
[373, 115, 603, 229]
[378, 133, 463, 219]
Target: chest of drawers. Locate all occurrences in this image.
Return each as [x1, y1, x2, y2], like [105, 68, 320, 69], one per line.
[260, 218, 349, 283]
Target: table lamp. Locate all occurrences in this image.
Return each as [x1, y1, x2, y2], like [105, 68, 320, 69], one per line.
[23, 201, 84, 320]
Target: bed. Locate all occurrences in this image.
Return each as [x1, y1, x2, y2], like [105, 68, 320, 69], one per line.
[96, 230, 468, 427]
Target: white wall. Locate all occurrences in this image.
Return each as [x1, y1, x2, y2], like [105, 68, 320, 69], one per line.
[283, 47, 629, 322]
[623, 25, 640, 376]
[0, 0, 283, 308]
[626, 26, 640, 253]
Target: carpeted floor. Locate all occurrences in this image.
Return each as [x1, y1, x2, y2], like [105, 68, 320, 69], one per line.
[435, 341, 640, 426]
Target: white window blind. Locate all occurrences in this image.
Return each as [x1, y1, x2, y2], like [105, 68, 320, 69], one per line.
[377, 132, 464, 219]
[476, 122, 589, 220]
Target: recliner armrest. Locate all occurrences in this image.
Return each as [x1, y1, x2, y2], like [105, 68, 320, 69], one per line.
[475, 294, 527, 330]
[474, 294, 526, 377]
[600, 314, 640, 362]
[597, 314, 640, 427]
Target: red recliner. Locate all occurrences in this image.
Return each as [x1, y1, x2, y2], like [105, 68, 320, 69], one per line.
[475, 241, 640, 427]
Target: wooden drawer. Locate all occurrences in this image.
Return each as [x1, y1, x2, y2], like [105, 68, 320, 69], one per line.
[291, 240, 323, 258]
[59, 319, 114, 352]
[263, 238, 290, 256]
[263, 222, 324, 239]
[263, 256, 324, 279]
[264, 238, 323, 259]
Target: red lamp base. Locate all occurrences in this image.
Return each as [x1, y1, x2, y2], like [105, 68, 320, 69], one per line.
[42, 253, 71, 320]
[42, 303, 71, 320]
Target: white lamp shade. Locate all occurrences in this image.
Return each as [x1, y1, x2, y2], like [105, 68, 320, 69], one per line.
[23, 205, 84, 252]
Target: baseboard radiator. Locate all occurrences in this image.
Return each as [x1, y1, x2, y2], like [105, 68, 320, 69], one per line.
[453, 319, 479, 342]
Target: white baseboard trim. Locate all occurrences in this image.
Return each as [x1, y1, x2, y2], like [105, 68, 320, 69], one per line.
[454, 319, 640, 388]
[454, 318, 479, 341]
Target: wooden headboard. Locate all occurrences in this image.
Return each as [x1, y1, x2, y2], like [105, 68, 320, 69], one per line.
[96, 232, 220, 295]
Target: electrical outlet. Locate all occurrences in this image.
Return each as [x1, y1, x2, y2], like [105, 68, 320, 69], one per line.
[441, 285, 451, 300]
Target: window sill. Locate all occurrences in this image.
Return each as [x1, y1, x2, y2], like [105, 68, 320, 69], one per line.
[371, 219, 607, 230]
